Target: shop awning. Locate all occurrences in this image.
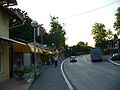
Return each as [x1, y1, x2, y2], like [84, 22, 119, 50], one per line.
[0, 36, 31, 52]
[27, 44, 43, 54]
[0, 36, 43, 53]
[12, 43, 32, 53]
[37, 48, 43, 54]
[27, 44, 34, 52]
[13, 43, 43, 53]
[43, 49, 54, 55]
[0, 36, 26, 45]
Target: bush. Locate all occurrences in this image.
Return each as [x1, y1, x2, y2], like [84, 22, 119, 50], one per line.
[14, 66, 32, 79]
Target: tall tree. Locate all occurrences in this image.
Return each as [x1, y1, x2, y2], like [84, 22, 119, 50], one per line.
[49, 16, 66, 49]
[114, 7, 120, 35]
[37, 32, 51, 46]
[9, 8, 33, 42]
[91, 22, 107, 49]
[77, 41, 88, 47]
[76, 41, 90, 54]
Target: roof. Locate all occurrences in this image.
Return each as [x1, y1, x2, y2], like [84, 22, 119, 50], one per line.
[0, 36, 26, 45]
[0, 6, 22, 21]
[0, 0, 17, 6]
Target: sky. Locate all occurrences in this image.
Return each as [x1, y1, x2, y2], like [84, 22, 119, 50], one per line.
[13, 0, 120, 47]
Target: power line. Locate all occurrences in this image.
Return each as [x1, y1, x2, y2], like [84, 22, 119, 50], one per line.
[62, 0, 120, 19]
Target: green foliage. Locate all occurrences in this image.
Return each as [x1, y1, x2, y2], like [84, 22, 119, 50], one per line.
[14, 67, 25, 77]
[24, 66, 32, 73]
[9, 8, 33, 42]
[114, 7, 120, 35]
[91, 22, 108, 49]
[14, 66, 32, 77]
[77, 41, 88, 47]
[76, 41, 91, 55]
[49, 16, 66, 49]
[64, 41, 91, 57]
[9, 8, 66, 48]
[106, 29, 113, 40]
[37, 32, 51, 46]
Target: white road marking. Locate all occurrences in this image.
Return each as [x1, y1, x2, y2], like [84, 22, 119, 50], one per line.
[108, 59, 120, 66]
[61, 59, 74, 90]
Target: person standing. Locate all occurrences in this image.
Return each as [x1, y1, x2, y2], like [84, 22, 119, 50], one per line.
[54, 56, 58, 67]
[51, 56, 54, 64]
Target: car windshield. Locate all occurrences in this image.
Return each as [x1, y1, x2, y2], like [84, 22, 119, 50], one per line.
[71, 56, 76, 58]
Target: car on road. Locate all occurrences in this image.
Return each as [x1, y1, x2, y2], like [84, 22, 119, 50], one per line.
[112, 53, 120, 60]
[70, 56, 77, 63]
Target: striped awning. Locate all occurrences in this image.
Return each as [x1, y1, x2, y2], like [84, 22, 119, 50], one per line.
[37, 48, 43, 54]
[13, 43, 43, 53]
[43, 49, 54, 55]
[0, 36, 43, 53]
[12, 43, 31, 53]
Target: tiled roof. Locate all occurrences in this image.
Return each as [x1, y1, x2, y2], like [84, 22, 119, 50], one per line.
[0, 0, 17, 6]
[0, 6, 22, 21]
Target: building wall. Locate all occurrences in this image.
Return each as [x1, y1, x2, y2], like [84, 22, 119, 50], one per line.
[0, 46, 9, 83]
[0, 9, 9, 38]
[0, 9, 10, 83]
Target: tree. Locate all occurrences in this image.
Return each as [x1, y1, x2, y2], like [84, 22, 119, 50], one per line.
[76, 41, 91, 54]
[77, 41, 88, 47]
[49, 16, 66, 49]
[37, 32, 51, 46]
[114, 7, 120, 35]
[91, 22, 107, 49]
[106, 29, 113, 40]
[9, 8, 33, 42]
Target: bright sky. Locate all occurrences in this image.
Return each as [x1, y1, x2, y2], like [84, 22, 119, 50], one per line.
[13, 0, 120, 47]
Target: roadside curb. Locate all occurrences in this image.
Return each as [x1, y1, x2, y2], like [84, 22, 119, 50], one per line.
[108, 59, 120, 66]
[28, 65, 47, 89]
[61, 59, 74, 90]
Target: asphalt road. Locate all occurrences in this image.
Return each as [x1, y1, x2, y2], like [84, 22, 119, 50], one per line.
[64, 55, 120, 90]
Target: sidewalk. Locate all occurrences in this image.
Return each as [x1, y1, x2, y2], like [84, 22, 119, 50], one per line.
[0, 66, 45, 90]
[0, 60, 69, 90]
[0, 78, 30, 90]
[29, 60, 69, 90]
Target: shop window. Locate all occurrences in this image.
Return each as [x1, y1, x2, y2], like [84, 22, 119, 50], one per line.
[13, 53, 23, 68]
[0, 46, 3, 73]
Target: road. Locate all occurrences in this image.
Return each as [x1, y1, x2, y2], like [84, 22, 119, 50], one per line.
[63, 55, 120, 90]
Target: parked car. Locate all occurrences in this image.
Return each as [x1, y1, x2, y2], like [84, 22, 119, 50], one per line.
[112, 53, 120, 60]
[70, 56, 77, 63]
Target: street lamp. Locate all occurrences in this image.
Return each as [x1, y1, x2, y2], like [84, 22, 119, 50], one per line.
[31, 21, 38, 76]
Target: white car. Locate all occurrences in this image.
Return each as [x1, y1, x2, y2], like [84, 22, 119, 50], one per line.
[112, 53, 120, 60]
[70, 56, 77, 63]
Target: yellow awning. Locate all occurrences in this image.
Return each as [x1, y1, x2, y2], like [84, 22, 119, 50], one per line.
[27, 44, 34, 52]
[12, 42, 43, 53]
[28, 44, 43, 54]
[37, 48, 43, 54]
[12, 43, 32, 53]
[43, 49, 53, 55]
